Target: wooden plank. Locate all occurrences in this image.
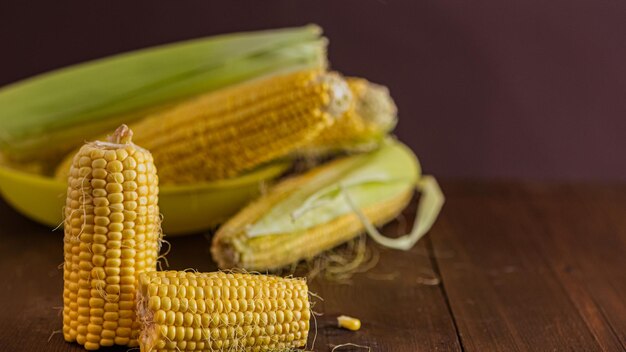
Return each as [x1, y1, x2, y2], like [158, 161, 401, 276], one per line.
[0, 200, 103, 352]
[307, 202, 462, 352]
[593, 188, 626, 348]
[0, 197, 461, 351]
[161, 201, 462, 351]
[430, 182, 623, 351]
[518, 184, 626, 350]
[4, 181, 623, 351]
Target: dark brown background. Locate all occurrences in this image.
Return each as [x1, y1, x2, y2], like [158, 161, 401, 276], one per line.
[1, 0, 624, 181]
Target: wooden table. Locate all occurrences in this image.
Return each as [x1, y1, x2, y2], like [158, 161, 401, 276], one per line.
[1, 181, 624, 351]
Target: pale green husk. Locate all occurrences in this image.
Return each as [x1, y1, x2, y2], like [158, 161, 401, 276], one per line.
[0, 25, 326, 166]
[247, 140, 419, 236]
[345, 174, 444, 250]
[246, 140, 443, 252]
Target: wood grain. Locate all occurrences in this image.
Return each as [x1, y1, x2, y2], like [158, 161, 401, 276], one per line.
[308, 205, 462, 352]
[431, 182, 626, 352]
[0, 181, 624, 351]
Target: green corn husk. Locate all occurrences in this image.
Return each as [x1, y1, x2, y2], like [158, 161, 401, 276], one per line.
[0, 25, 326, 170]
[211, 140, 444, 271]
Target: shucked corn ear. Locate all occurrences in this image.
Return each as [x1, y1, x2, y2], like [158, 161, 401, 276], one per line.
[212, 140, 443, 271]
[0, 25, 326, 170]
[137, 271, 310, 351]
[63, 125, 161, 349]
[56, 73, 391, 183]
[56, 69, 353, 184]
[299, 77, 397, 155]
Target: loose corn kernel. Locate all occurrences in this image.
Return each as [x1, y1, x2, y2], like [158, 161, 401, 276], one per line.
[337, 315, 361, 331]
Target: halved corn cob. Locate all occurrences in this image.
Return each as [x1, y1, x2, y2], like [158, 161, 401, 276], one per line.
[137, 270, 310, 351]
[299, 77, 397, 155]
[56, 69, 352, 184]
[211, 141, 419, 271]
[62, 125, 160, 350]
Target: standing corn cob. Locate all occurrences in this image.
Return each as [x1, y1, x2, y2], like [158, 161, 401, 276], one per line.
[298, 77, 397, 155]
[62, 125, 160, 350]
[55, 69, 352, 184]
[211, 141, 419, 271]
[137, 270, 310, 352]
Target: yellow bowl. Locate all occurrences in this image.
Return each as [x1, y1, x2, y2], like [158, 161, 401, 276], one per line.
[0, 163, 289, 236]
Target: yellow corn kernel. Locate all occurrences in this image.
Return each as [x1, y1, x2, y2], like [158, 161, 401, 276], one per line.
[56, 69, 352, 184]
[137, 271, 310, 352]
[63, 125, 160, 350]
[337, 315, 361, 331]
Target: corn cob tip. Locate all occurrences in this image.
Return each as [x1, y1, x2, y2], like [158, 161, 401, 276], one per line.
[108, 124, 134, 144]
[305, 23, 323, 35]
[320, 72, 353, 118]
[356, 82, 397, 133]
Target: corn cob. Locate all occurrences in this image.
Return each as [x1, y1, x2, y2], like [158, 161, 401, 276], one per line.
[0, 25, 326, 170]
[211, 141, 419, 271]
[137, 270, 310, 351]
[56, 69, 352, 184]
[299, 77, 397, 155]
[62, 125, 160, 350]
